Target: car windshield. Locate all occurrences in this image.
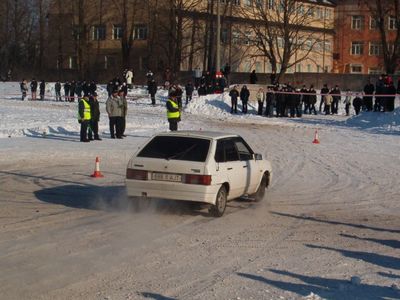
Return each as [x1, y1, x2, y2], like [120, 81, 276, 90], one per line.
[137, 136, 210, 162]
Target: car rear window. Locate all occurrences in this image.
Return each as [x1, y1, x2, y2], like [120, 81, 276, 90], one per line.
[137, 136, 211, 162]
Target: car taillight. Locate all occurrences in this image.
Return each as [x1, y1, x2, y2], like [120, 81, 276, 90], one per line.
[184, 174, 212, 185]
[126, 169, 148, 180]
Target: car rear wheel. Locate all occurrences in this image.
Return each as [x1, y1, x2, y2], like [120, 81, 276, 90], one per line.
[253, 174, 267, 202]
[210, 186, 227, 217]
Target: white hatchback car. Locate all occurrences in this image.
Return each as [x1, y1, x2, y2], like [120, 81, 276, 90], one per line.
[126, 131, 272, 217]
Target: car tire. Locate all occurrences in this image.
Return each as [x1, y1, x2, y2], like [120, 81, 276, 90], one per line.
[253, 174, 267, 202]
[210, 186, 227, 217]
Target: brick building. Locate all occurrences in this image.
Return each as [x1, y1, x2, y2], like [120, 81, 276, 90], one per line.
[333, 0, 399, 75]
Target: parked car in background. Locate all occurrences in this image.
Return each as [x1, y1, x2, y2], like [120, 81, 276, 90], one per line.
[126, 131, 272, 217]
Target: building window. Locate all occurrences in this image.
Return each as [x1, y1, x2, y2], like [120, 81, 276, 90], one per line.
[113, 25, 123, 40]
[350, 64, 362, 73]
[134, 25, 147, 40]
[307, 64, 312, 72]
[232, 30, 240, 44]
[388, 16, 397, 30]
[369, 42, 381, 56]
[296, 64, 302, 72]
[370, 17, 378, 30]
[351, 16, 363, 30]
[68, 56, 77, 69]
[351, 42, 364, 55]
[244, 0, 251, 6]
[325, 8, 332, 20]
[368, 68, 382, 74]
[92, 25, 106, 40]
[324, 41, 331, 53]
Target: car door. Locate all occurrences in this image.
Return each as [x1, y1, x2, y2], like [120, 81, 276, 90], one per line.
[233, 137, 259, 194]
[215, 138, 247, 199]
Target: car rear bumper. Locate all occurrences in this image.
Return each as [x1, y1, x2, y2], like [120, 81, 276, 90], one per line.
[125, 179, 220, 204]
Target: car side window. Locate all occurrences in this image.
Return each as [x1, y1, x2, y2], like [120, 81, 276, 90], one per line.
[234, 138, 253, 161]
[215, 140, 225, 163]
[224, 139, 240, 162]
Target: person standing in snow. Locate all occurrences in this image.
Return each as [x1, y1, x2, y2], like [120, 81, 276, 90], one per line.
[193, 66, 202, 89]
[320, 84, 329, 113]
[126, 68, 134, 89]
[256, 87, 265, 115]
[166, 85, 181, 131]
[185, 81, 194, 105]
[106, 89, 124, 139]
[69, 80, 76, 102]
[343, 90, 352, 116]
[39, 80, 46, 100]
[20, 79, 28, 101]
[63, 81, 70, 102]
[229, 85, 239, 114]
[30, 79, 38, 100]
[363, 79, 375, 112]
[118, 88, 128, 137]
[240, 85, 250, 114]
[330, 85, 341, 114]
[78, 95, 91, 142]
[88, 92, 101, 141]
[55, 81, 62, 101]
[148, 78, 158, 106]
[308, 85, 318, 115]
[353, 93, 363, 115]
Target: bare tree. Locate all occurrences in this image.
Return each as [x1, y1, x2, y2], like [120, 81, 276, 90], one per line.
[241, 0, 330, 82]
[111, 0, 139, 69]
[362, 0, 400, 74]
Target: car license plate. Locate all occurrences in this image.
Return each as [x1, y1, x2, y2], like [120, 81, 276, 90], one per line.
[152, 172, 182, 182]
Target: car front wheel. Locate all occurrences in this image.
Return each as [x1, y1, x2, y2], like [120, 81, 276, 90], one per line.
[210, 186, 227, 217]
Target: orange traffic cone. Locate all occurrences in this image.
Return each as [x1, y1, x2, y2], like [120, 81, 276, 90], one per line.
[312, 130, 320, 144]
[91, 157, 104, 178]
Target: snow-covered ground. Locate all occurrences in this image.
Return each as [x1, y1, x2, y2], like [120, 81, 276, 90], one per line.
[0, 82, 399, 300]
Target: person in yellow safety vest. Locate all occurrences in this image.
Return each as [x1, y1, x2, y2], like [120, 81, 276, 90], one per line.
[78, 95, 91, 142]
[166, 85, 181, 131]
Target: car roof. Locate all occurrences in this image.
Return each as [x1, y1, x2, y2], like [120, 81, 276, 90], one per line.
[154, 130, 238, 140]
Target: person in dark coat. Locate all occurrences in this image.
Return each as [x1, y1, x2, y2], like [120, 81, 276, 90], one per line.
[89, 81, 97, 96]
[250, 70, 258, 84]
[363, 79, 375, 111]
[88, 92, 101, 140]
[385, 81, 396, 112]
[30, 79, 38, 100]
[198, 84, 207, 96]
[82, 80, 90, 96]
[320, 84, 329, 112]
[300, 85, 308, 114]
[69, 80, 76, 102]
[353, 94, 363, 115]
[63, 81, 70, 101]
[185, 81, 194, 105]
[240, 85, 250, 113]
[76, 81, 83, 98]
[148, 79, 158, 105]
[330, 85, 341, 114]
[265, 86, 275, 117]
[106, 80, 114, 97]
[39, 80, 45, 100]
[308, 85, 318, 115]
[229, 85, 239, 114]
[55, 81, 62, 101]
[285, 85, 297, 118]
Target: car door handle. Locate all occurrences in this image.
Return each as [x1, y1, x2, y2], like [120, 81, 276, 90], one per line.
[227, 167, 233, 170]
[243, 165, 248, 168]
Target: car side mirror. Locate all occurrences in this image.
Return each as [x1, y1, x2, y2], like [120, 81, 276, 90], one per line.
[254, 153, 262, 160]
